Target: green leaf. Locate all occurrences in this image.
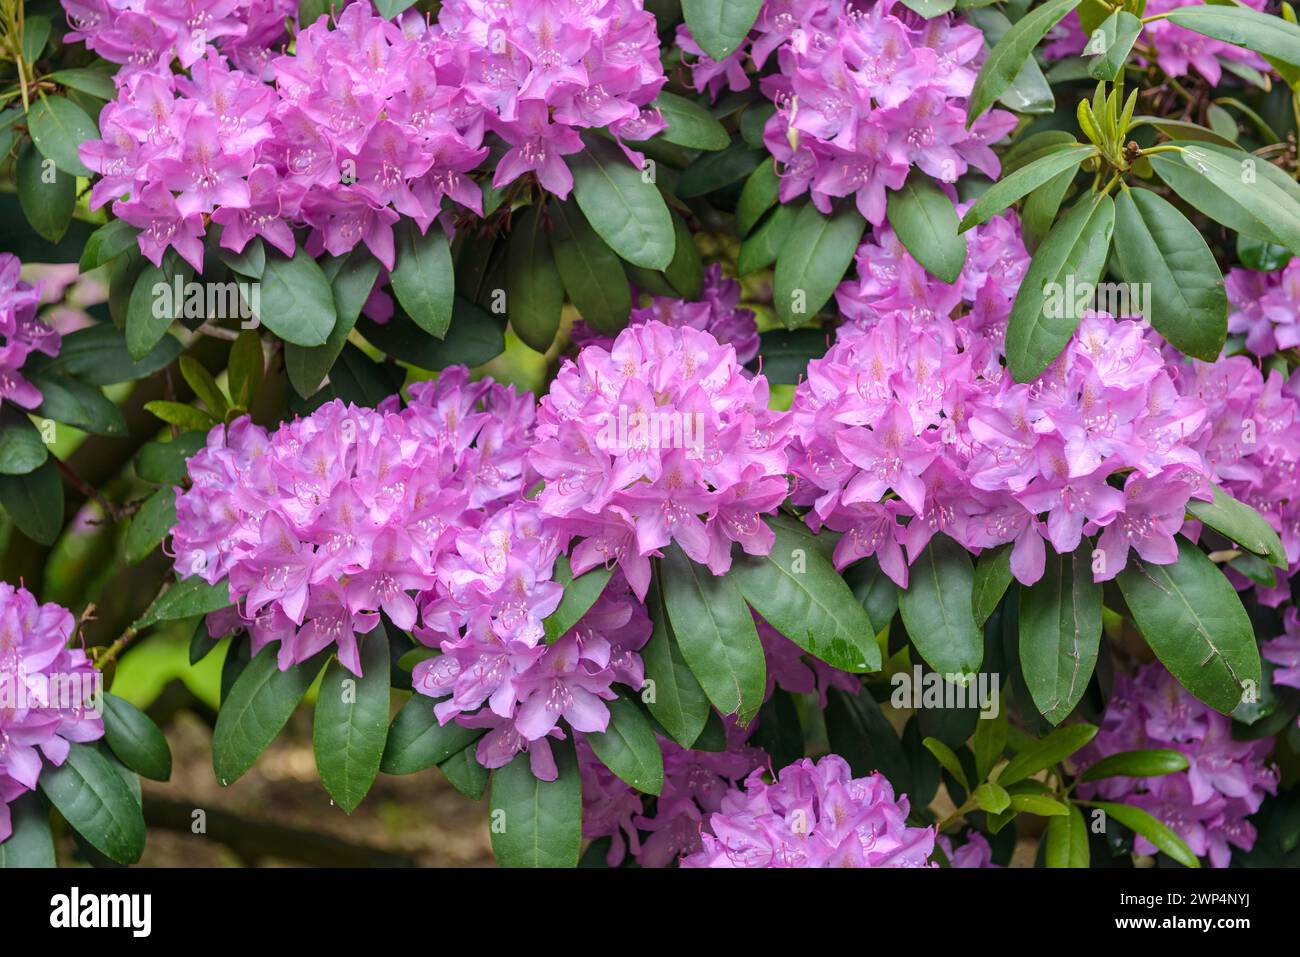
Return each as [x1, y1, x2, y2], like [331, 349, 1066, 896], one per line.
[507, 204, 564, 353]
[1079, 748, 1190, 782]
[179, 356, 230, 420]
[213, 646, 326, 785]
[0, 793, 55, 868]
[79, 219, 139, 271]
[922, 736, 970, 792]
[738, 201, 798, 275]
[1005, 193, 1115, 382]
[550, 199, 632, 335]
[959, 144, 1094, 232]
[133, 576, 231, 630]
[1188, 484, 1287, 567]
[30, 372, 127, 437]
[144, 400, 216, 431]
[774, 202, 866, 328]
[1238, 233, 1292, 272]
[898, 534, 983, 676]
[39, 742, 145, 865]
[126, 254, 191, 360]
[967, 0, 1081, 127]
[256, 248, 338, 346]
[0, 459, 63, 545]
[124, 486, 176, 565]
[373, 0, 417, 16]
[886, 171, 967, 284]
[998, 723, 1098, 787]
[664, 210, 704, 300]
[659, 545, 766, 724]
[285, 252, 383, 397]
[654, 90, 730, 150]
[1093, 801, 1200, 867]
[314, 625, 391, 812]
[136, 431, 206, 485]
[1045, 802, 1090, 867]
[22, 17, 52, 65]
[489, 740, 582, 867]
[1176, 144, 1300, 255]
[642, 573, 711, 749]
[102, 693, 172, 782]
[1112, 187, 1226, 362]
[359, 298, 504, 370]
[902, 0, 956, 13]
[218, 236, 266, 279]
[681, 0, 763, 61]
[730, 515, 880, 673]
[975, 781, 1012, 813]
[752, 328, 829, 383]
[17, 142, 75, 243]
[228, 330, 264, 410]
[825, 686, 912, 790]
[0, 407, 48, 476]
[570, 137, 675, 270]
[1165, 5, 1300, 68]
[737, 162, 780, 237]
[967, 7, 1056, 115]
[42, 323, 181, 386]
[1010, 793, 1069, 816]
[439, 745, 488, 800]
[676, 140, 763, 198]
[391, 220, 454, 338]
[973, 694, 1008, 783]
[586, 696, 664, 795]
[1018, 547, 1102, 725]
[27, 96, 97, 177]
[1086, 11, 1143, 81]
[381, 693, 485, 775]
[972, 544, 1014, 627]
[1116, 536, 1261, 715]
[544, 555, 612, 644]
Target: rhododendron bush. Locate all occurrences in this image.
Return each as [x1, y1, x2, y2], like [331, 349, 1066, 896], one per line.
[3, 0, 1300, 875]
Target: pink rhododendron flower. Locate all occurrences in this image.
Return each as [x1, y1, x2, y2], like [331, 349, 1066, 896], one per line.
[1074, 661, 1278, 867]
[1263, 608, 1300, 729]
[0, 585, 104, 844]
[1224, 260, 1300, 357]
[0, 255, 60, 411]
[530, 320, 792, 597]
[680, 754, 935, 867]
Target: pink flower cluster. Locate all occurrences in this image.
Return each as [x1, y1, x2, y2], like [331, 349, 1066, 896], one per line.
[171, 367, 535, 675]
[1074, 661, 1278, 868]
[411, 502, 652, 780]
[435, 0, 667, 196]
[530, 321, 792, 598]
[1224, 260, 1300, 357]
[0, 254, 60, 411]
[1263, 608, 1300, 728]
[81, 4, 487, 273]
[680, 754, 935, 867]
[1044, 0, 1270, 87]
[63, 0, 295, 78]
[570, 263, 761, 365]
[0, 584, 105, 845]
[679, 0, 1015, 224]
[937, 830, 996, 868]
[1178, 355, 1300, 603]
[789, 309, 1211, 587]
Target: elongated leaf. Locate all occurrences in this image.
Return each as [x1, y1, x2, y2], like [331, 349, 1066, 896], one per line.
[972, 544, 1014, 627]
[314, 626, 391, 812]
[655, 90, 730, 150]
[1117, 536, 1261, 715]
[960, 145, 1094, 232]
[1094, 800, 1200, 867]
[507, 204, 564, 352]
[1165, 6, 1300, 67]
[642, 573, 711, 749]
[0, 459, 63, 545]
[133, 576, 230, 629]
[731, 515, 880, 673]
[17, 143, 75, 244]
[975, 782, 1012, 813]
[1005, 193, 1115, 382]
[257, 249, 337, 346]
[550, 199, 631, 334]
[42, 323, 182, 386]
[489, 739, 582, 868]
[899, 535, 983, 676]
[571, 138, 675, 270]
[922, 736, 970, 792]
[1079, 748, 1189, 782]
[30, 372, 127, 437]
[1011, 793, 1069, 816]
[659, 545, 766, 724]
[27, 96, 97, 176]
[887, 171, 967, 284]
[0, 793, 55, 868]
[102, 693, 172, 782]
[738, 201, 798, 275]
[382, 694, 485, 775]
[0, 407, 48, 476]
[543, 555, 612, 643]
[774, 202, 866, 328]
[967, 7, 1056, 115]
[973, 693, 1009, 782]
[212, 647, 326, 784]
[967, 0, 1082, 126]
[39, 743, 145, 865]
[1018, 547, 1102, 725]
[1045, 802, 1090, 867]
[1112, 187, 1226, 361]
[1188, 484, 1287, 567]
[1086, 10, 1143, 81]
[998, 723, 1098, 787]
[391, 220, 454, 338]
[1178, 144, 1300, 255]
[737, 162, 780, 236]
[285, 252, 382, 398]
[827, 686, 913, 791]
[681, 0, 764, 61]
[586, 696, 664, 795]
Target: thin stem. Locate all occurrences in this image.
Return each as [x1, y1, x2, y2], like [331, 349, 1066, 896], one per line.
[54, 457, 122, 522]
